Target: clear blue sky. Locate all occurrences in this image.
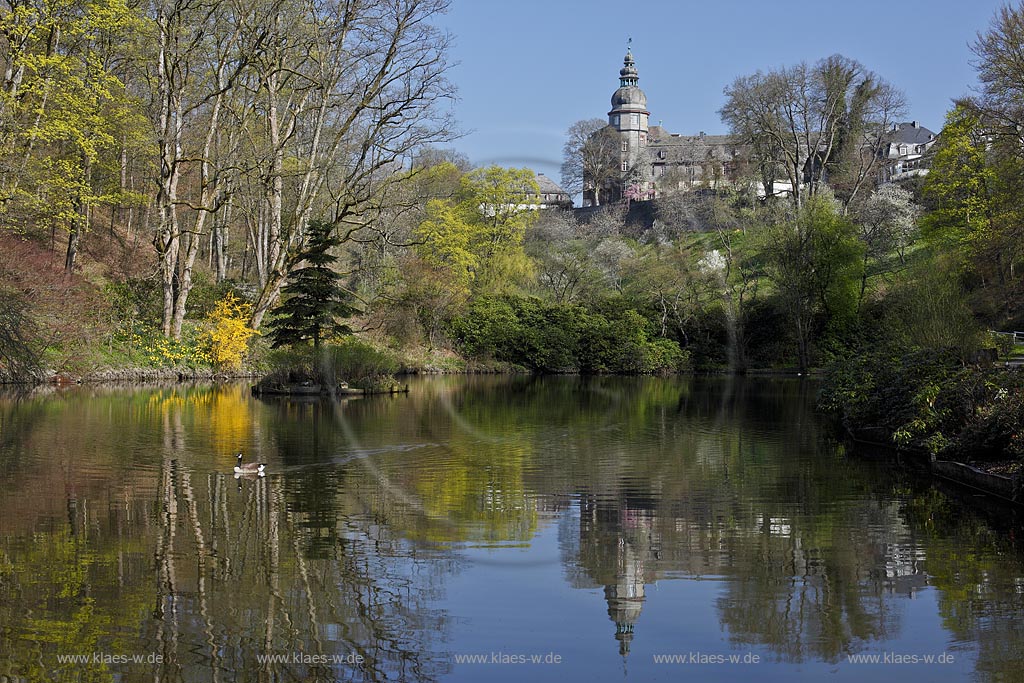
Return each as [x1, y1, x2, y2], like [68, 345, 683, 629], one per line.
[438, 0, 1007, 183]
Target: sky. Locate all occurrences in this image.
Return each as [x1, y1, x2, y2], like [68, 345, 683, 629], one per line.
[436, 0, 1008, 185]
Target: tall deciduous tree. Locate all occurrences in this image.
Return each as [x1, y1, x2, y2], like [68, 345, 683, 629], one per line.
[0, 0, 149, 272]
[238, 0, 458, 331]
[415, 165, 539, 295]
[920, 105, 996, 258]
[971, 3, 1024, 154]
[922, 102, 1024, 304]
[151, 0, 243, 338]
[561, 118, 618, 207]
[760, 194, 863, 372]
[963, 2, 1024, 311]
[143, 0, 456, 337]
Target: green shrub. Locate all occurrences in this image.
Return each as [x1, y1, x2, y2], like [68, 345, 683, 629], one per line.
[642, 337, 690, 373]
[323, 337, 399, 387]
[186, 273, 243, 319]
[989, 331, 1015, 359]
[264, 337, 399, 389]
[263, 346, 318, 384]
[821, 346, 1024, 462]
[451, 294, 686, 374]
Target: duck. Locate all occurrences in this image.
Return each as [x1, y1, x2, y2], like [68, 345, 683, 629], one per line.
[233, 452, 266, 476]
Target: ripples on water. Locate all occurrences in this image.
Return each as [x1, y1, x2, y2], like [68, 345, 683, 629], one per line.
[0, 375, 1022, 682]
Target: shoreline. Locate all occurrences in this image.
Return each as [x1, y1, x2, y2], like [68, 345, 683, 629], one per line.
[845, 430, 1022, 507]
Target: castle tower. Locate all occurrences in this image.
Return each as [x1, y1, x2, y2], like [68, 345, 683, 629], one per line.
[608, 43, 651, 198]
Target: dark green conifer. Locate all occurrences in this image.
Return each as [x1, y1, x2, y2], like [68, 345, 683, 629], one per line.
[266, 220, 357, 351]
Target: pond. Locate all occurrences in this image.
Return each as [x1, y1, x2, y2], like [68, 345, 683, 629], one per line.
[0, 376, 1022, 682]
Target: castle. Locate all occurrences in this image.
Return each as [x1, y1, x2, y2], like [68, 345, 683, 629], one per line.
[584, 47, 740, 206]
[583, 47, 935, 207]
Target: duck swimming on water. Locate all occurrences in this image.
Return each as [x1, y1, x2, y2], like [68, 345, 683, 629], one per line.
[233, 452, 266, 476]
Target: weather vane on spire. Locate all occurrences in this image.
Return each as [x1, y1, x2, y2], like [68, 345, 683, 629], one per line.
[627, 37, 632, 51]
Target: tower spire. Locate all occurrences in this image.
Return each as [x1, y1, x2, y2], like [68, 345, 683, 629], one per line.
[619, 42, 638, 88]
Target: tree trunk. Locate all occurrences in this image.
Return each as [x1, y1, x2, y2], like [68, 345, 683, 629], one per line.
[64, 223, 79, 274]
[249, 270, 287, 330]
[795, 311, 809, 374]
[64, 156, 90, 274]
[170, 231, 200, 339]
[155, 8, 180, 338]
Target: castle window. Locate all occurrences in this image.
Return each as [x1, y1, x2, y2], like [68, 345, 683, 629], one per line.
[622, 140, 628, 152]
[621, 161, 628, 172]
[630, 113, 639, 127]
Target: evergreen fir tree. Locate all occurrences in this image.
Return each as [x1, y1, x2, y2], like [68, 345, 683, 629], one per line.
[266, 220, 357, 351]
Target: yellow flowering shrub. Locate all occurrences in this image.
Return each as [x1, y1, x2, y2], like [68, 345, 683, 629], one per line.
[206, 294, 258, 369]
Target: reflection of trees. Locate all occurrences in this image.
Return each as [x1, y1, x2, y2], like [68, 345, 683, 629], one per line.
[0, 390, 50, 477]
[259, 387, 542, 545]
[144, 394, 452, 683]
[5, 377, 1024, 682]
[714, 503, 908, 662]
[0, 385, 454, 683]
[551, 377, 922, 663]
[255, 375, 1024, 678]
[896, 488, 1024, 681]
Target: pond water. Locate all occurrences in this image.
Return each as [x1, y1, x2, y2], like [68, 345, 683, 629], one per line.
[0, 376, 1022, 682]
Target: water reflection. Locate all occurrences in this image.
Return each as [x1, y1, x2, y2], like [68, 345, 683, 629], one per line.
[0, 377, 1022, 681]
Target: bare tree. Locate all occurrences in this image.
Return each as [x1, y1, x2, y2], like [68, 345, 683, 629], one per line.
[151, 0, 244, 338]
[0, 285, 41, 382]
[526, 211, 599, 303]
[561, 118, 619, 207]
[235, 0, 457, 330]
[826, 71, 907, 209]
[720, 55, 905, 210]
[970, 3, 1024, 153]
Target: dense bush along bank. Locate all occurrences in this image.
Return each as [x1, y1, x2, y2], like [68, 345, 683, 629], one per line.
[820, 347, 1024, 469]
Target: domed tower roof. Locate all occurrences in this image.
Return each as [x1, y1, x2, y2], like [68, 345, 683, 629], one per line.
[619, 48, 639, 86]
[609, 45, 648, 115]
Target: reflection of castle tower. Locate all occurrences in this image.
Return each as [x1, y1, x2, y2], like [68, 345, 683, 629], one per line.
[573, 493, 654, 658]
[605, 541, 646, 657]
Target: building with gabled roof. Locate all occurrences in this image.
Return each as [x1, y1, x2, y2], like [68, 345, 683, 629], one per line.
[530, 173, 572, 209]
[878, 121, 937, 183]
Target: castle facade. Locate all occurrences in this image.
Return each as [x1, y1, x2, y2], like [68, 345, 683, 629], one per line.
[583, 48, 934, 207]
[584, 48, 740, 206]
